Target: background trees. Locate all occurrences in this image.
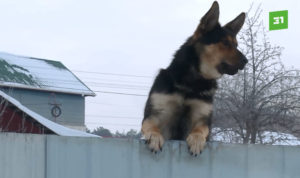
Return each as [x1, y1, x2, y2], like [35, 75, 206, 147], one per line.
[90, 126, 113, 137]
[90, 126, 142, 138]
[212, 6, 300, 144]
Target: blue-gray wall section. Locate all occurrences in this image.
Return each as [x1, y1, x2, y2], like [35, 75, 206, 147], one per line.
[1, 88, 85, 126]
[0, 133, 300, 178]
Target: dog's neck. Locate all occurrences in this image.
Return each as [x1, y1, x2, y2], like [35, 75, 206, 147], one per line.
[167, 40, 218, 93]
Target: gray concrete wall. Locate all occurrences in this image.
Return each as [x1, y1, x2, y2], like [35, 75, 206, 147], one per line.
[1, 88, 85, 127]
[0, 133, 46, 178]
[0, 133, 300, 178]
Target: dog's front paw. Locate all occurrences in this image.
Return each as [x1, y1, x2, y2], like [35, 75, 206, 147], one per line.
[186, 133, 206, 157]
[144, 131, 164, 153]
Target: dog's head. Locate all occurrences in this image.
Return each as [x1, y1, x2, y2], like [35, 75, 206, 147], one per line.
[190, 1, 247, 79]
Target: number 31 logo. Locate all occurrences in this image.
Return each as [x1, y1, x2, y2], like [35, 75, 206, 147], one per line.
[273, 16, 284, 24]
[269, 10, 288, 31]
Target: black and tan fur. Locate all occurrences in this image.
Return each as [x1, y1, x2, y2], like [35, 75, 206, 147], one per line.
[142, 1, 247, 156]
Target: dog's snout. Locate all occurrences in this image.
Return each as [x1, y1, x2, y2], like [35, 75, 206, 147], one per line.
[238, 52, 247, 69]
[242, 55, 248, 64]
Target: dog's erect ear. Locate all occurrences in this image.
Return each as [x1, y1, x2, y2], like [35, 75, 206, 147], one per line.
[193, 1, 219, 40]
[224, 13, 246, 36]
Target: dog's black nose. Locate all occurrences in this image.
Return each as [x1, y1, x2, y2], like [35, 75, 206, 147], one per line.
[242, 56, 248, 64]
[238, 53, 248, 69]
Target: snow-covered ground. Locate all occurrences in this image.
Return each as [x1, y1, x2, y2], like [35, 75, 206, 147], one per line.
[211, 128, 300, 145]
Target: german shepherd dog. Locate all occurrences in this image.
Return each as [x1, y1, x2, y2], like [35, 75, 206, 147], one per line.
[142, 1, 247, 156]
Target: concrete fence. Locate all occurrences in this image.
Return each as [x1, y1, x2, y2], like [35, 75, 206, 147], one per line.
[0, 133, 300, 178]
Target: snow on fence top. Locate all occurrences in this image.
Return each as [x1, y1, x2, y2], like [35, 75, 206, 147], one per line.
[0, 52, 95, 96]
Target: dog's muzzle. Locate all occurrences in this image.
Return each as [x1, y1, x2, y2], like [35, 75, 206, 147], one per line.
[238, 52, 248, 70]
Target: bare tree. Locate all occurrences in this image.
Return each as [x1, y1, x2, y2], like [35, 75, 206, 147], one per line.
[212, 5, 300, 144]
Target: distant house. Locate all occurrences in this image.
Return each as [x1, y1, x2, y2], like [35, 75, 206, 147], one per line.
[0, 90, 97, 137]
[0, 52, 95, 131]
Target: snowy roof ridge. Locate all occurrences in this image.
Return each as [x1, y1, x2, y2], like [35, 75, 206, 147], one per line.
[0, 52, 95, 96]
[0, 90, 99, 137]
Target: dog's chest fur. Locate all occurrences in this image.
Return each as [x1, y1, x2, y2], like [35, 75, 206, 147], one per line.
[144, 45, 217, 140]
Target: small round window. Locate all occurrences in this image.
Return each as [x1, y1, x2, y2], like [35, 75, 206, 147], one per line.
[51, 105, 62, 117]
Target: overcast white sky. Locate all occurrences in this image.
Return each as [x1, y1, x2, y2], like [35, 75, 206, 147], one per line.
[0, 0, 299, 133]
